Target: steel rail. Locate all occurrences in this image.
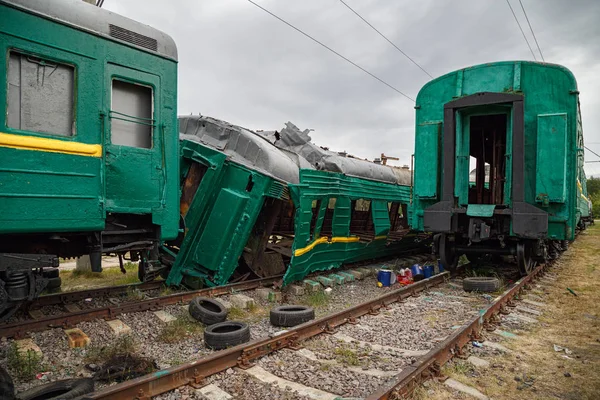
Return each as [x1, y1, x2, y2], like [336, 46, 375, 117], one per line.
[0, 275, 283, 339]
[81, 271, 451, 400]
[367, 261, 549, 399]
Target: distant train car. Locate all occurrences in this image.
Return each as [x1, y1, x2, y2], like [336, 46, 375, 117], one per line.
[160, 116, 428, 288]
[0, 0, 179, 320]
[410, 61, 590, 275]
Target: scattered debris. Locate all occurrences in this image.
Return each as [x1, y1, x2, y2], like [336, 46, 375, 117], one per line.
[553, 344, 573, 355]
[472, 341, 483, 348]
[566, 287, 578, 296]
[94, 354, 158, 382]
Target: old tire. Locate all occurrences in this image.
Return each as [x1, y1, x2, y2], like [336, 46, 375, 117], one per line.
[45, 277, 62, 290]
[16, 378, 94, 400]
[270, 305, 315, 327]
[189, 297, 227, 325]
[0, 365, 15, 400]
[463, 277, 500, 292]
[204, 321, 250, 350]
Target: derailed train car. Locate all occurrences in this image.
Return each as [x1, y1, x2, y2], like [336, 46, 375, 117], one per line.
[159, 116, 428, 288]
[410, 61, 592, 275]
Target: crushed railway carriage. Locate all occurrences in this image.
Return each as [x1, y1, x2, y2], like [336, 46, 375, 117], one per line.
[161, 116, 429, 288]
[0, 0, 179, 320]
[411, 61, 591, 275]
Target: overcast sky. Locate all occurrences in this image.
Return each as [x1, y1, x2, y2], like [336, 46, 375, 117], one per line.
[104, 0, 600, 175]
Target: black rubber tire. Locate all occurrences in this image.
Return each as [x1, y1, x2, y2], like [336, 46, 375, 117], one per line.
[189, 297, 227, 325]
[0, 364, 15, 400]
[45, 277, 62, 290]
[42, 268, 59, 279]
[462, 277, 500, 292]
[270, 305, 315, 327]
[204, 321, 250, 350]
[16, 378, 94, 400]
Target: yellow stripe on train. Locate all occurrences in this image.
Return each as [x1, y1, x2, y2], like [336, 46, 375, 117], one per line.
[294, 236, 361, 257]
[0, 132, 102, 158]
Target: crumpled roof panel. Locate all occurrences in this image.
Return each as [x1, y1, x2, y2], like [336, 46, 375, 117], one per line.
[179, 115, 306, 184]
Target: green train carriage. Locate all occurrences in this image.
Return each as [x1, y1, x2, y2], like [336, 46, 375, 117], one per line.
[0, 0, 180, 320]
[410, 61, 591, 275]
[161, 116, 428, 288]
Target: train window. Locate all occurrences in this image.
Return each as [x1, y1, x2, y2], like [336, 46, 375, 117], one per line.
[7, 51, 75, 136]
[110, 80, 153, 148]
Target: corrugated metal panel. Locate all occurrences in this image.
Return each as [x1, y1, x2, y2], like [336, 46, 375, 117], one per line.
[109, 24, 157, 51]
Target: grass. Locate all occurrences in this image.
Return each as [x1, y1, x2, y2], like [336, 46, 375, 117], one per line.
[226, 303, 268, 323]
[157, 314, 204, 344]
[59, 262, 141, 292]
[434, 223, 600, 399]
[333, 347, 360, 366]
[85, 334, 137, 364]
[6, 342, 46, 381]
[303, 291, 329, 308]
[125, 287, 146, 301]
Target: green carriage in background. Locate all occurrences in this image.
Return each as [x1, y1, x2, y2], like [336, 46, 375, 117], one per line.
[410, 61, 592, 275]
[161, 116, 429, 288]
[0, 0, 180, 320]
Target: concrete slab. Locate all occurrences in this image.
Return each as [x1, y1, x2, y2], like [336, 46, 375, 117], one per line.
[196, 383, 233, 400]
[448, 282, 463, 290]
[516, 305, 542, 316]
[491, 329, 519, 340]
[510, 313, 538, 324]
[230, 294, 256, 310]
[315, 276, 334, 287]
[28, 309, 44, 319]
[337, 271, 355, 282]
[522, 299, 546, 308]
[288, 284, 305, 296]
[482, 341, 511, 353]
[357, 267, 373, 277]
[256, 288, 282, 302]
[15, 338, 42, 358]
[242, 365, 338, 400]
[64, 328, 90, 348]
[467, 356, 490, 368]
[327, 274, 345, 285]
[525, 293, 544, 301]
[303, 280, 322, 292]
[444, 378, 489, 400]
[295, 348, 398, 378]
[154, 310, 177, 323]
[63, 303, 81, 313]
[106, 319, 132, 336]
[333, 332, 428, 357]
[347, 270, 364, 280]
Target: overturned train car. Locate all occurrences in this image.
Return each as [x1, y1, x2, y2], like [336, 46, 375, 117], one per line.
[160, 116, 429, 288]
[411, 61, 592, 275]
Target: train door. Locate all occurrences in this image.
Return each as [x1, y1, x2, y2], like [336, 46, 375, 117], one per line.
[457, 110, 510, 207]
[104, 64, 162, 213]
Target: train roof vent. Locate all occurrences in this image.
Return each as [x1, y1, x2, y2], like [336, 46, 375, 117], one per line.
[109, 24, 158, 51]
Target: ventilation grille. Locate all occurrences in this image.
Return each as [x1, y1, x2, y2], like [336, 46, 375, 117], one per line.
[269, 182, 290, 201]
[109, 24, 157, 51]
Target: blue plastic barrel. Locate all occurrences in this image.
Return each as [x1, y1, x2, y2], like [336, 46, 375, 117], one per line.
[437, 260, 445, 273]
[410, 264, 422, 278]
[377, 270, 392, 287]
[423, 265, 433, 279]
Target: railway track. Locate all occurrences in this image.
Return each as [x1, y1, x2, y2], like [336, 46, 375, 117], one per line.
[65, 260, 552, 400]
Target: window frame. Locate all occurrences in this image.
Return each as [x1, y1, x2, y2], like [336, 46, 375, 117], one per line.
[5, 47, 78, 139]
[109, 77, 155, 150]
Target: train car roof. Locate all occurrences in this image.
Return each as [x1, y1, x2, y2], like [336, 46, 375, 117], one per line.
[262, 122, 411, 186]
[179, 115, 310, 184]
[1, 0, 177, 61]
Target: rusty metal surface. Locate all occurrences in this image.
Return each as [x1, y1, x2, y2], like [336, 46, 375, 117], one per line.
[367, 261, 548, 400]
[0, 276, 282, 339]
[82, 272, 451, 400]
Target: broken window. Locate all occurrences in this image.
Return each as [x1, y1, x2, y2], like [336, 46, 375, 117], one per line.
[7, 51, 75, 136]
[110, 80, 153, 148]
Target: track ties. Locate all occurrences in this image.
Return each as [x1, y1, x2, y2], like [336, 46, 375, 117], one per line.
[332, 332, 428, 357]
[294, 348, 399, 378]
[242, 365, 338, 400]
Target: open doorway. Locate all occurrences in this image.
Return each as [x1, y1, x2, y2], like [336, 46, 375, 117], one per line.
[468, 114, 507, 205]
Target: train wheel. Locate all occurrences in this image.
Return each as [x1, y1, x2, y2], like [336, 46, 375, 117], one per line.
[439, 234, 458, 271]
[516, 242, 536, 276]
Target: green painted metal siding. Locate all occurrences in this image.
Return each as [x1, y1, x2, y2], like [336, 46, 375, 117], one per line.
[0, 4, 179, 239]
[283, 169, 419, 285]
[412, 61, 581, 240]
